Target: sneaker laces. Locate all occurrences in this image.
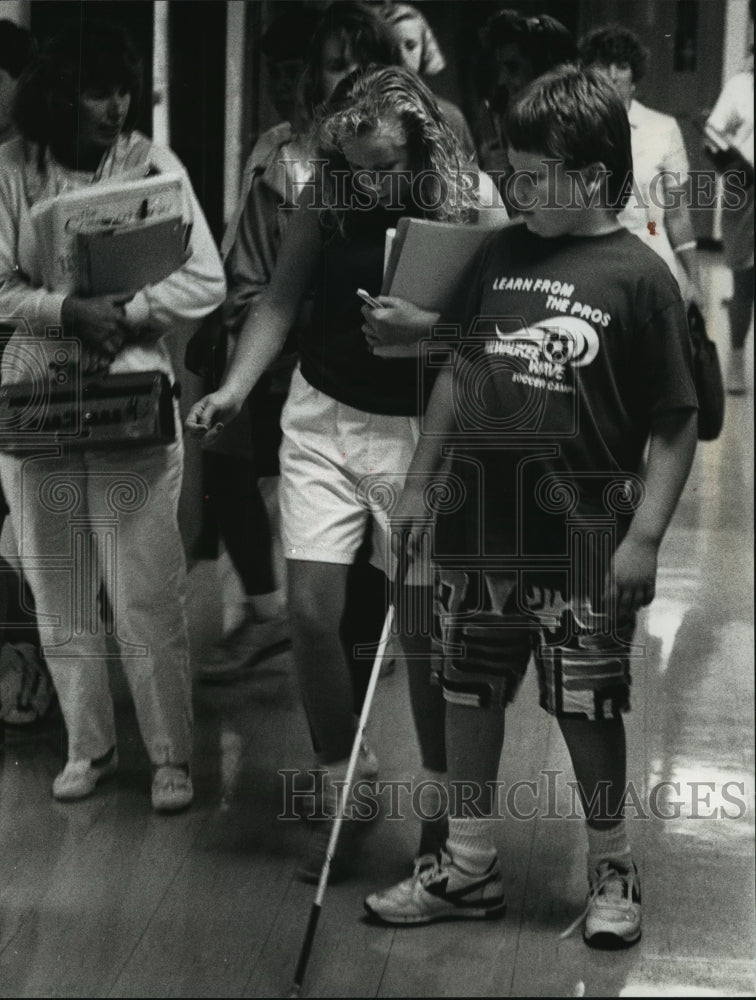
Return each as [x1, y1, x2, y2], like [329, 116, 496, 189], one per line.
[412, 851, 445, 886]
[559, 862, 635, 940]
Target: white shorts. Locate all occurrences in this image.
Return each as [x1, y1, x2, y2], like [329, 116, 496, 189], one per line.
[278, 367, 421, 575]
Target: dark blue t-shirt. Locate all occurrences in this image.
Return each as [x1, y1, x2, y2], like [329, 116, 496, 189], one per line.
[435, 223, 698, 562]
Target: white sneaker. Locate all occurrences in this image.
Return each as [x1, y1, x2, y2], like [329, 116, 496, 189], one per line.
[52, 748, 118, 801]
[562, 860, 642, 947]
[151, 766, 194, 813]
[364, 848, 507, 925]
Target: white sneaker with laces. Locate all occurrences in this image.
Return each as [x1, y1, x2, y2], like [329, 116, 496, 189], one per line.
[561, 860, 642, 947]
[364, 848, 507, 925]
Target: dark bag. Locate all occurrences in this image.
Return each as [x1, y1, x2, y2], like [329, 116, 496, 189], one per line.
[687, 302, 725, 441]
[0, 370, 179, 452]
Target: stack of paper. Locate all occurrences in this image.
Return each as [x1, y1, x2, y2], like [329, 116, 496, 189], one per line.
[31, 172, 185, 294]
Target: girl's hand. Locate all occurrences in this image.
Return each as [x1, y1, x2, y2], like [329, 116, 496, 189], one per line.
[390, 482, 434, 564]
[361, 296, 440, 351]
[605, 535, 659, 619]
[62, 294, 133, 358]
[184, 388, 242, 445]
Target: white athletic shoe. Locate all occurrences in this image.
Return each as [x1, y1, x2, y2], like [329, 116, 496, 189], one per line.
[562, 859, 642, 947]
[364, 848, 507, 925]
[52, 748, 118, 801]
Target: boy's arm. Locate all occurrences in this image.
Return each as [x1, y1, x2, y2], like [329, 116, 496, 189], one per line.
[608, 408, 698, 617]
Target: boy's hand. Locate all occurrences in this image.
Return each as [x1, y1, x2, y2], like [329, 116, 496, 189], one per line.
[606, 535, 659, 618]
[184, 388, 242, 445]
[361, 297, 440, 351]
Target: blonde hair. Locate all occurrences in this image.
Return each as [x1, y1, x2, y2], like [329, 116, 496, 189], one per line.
[315, 65, 479, 231]
[380, 2, 446, 76]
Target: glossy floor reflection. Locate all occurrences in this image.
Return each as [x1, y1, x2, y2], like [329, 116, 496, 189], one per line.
[0, 254, 753, 997]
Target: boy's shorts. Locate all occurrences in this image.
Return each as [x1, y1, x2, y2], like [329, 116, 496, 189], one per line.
[434, 568, 636, 720]
[279, 366, 423, 579]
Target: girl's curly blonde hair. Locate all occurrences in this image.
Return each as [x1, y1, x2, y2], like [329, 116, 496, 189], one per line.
[314, 65, 480, 231]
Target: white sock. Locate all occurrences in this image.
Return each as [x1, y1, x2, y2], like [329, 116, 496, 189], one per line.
[447, 817, 498, 874]
[586, 822, 632, 871]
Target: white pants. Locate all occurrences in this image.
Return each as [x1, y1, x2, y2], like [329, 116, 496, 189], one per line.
[0, 436, 192, 764]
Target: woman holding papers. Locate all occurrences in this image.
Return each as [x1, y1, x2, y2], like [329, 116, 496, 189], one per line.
[187, 65, 507, 878]
[0, 21, 225, 810]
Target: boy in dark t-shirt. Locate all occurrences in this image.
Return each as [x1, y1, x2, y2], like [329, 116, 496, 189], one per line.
[365, 66, 699, 947]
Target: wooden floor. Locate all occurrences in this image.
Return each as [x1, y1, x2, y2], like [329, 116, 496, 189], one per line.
[0, 254, 753, 998]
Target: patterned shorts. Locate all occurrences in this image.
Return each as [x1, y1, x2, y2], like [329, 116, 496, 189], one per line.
[434, 568, 637, 720]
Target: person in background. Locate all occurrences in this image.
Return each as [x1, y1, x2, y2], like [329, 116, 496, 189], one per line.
[378, 1, 477, 161]
[194, 6, 321, 684]
[187, 65, 508, 881]
[474, 8, 576, 189]
[704, 43, 754, 394]
[0, 20, 225, 810]
[579, 24, 703, 307]
[0, 18, 55, 731]
[0, 19, 36, 144]
[198, 2, 400, 747]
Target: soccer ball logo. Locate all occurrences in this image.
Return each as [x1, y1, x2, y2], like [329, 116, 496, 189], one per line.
[541, 328, 575, 365]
